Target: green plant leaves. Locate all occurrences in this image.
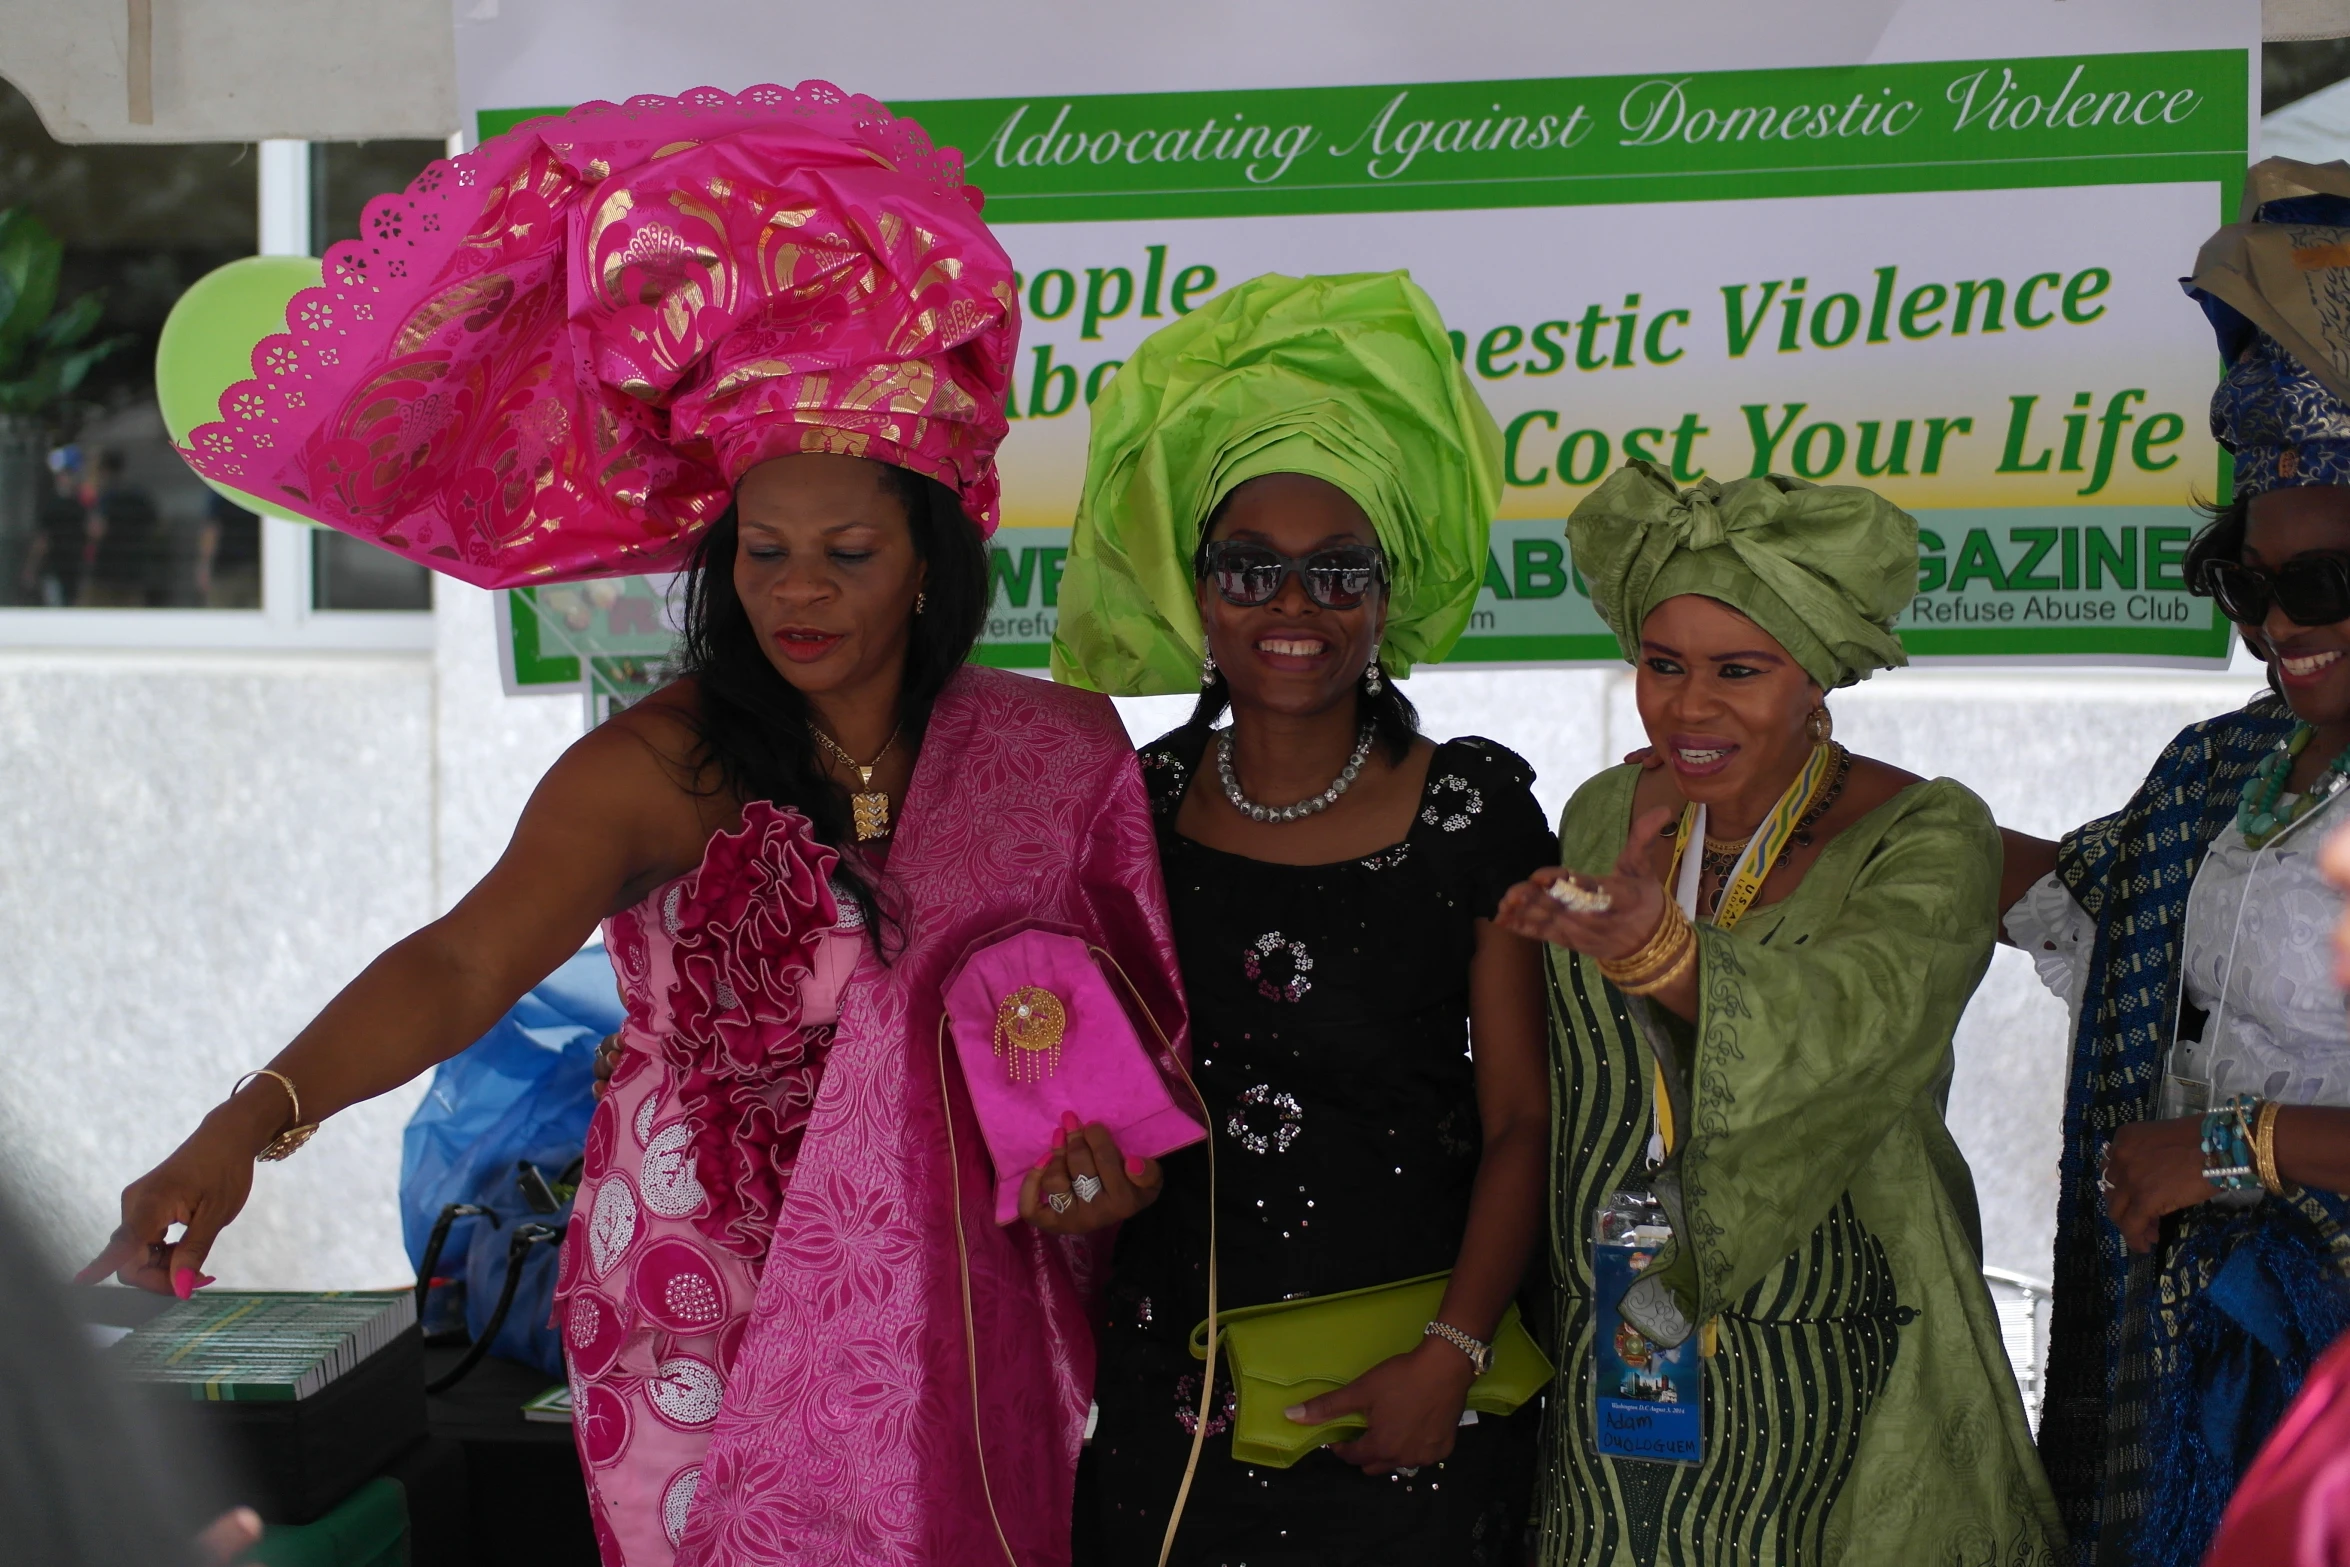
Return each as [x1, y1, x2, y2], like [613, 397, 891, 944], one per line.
[0, 208, 125, 423]
[34, 291, 103, 351]
[0, 209, 63, 377]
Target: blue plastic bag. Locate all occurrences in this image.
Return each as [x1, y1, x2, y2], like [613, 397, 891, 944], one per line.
[399, 945, 623, 1376]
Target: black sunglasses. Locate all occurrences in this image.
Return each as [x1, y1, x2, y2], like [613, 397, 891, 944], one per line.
[2199, 551, 2350, 628]
[1201, 541, 1387, 610]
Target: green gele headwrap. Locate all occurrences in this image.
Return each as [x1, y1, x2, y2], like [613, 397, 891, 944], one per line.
[1567, 460, 1915, 690]
[1051, 271, 1503, 696]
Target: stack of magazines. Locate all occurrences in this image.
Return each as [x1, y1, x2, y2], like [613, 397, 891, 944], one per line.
[110, 1291, 417, 1402]
[100, 1290, 426, 1522]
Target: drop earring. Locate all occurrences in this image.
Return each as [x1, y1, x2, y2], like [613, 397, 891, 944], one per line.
[915, 591, 927, 615]
[1201, 653, 1219, 688]
[1363, 652, 1384, 695]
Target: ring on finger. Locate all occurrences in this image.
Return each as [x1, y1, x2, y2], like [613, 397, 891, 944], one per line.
[1047, 1191, 1074, 1215]
[1071, 1173, 1104, 1204]
[1396, 1466, 1421, 1479]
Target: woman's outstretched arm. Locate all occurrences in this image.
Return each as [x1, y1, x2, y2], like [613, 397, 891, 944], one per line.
[79, 696, 713, 1295]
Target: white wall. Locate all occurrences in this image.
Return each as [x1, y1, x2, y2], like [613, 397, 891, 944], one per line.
[0, 645, 436, 1286]
[0, 582, 575, 1290]
[0, 607, 2264, 1292]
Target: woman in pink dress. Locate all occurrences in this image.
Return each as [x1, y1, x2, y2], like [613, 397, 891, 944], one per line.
[77, 84, 1184, 1567]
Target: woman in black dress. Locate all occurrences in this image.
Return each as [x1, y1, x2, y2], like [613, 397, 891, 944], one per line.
[1051, 272, 1555, 1566]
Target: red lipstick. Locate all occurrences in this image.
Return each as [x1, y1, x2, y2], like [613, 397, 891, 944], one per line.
[772, 626, 845, 664]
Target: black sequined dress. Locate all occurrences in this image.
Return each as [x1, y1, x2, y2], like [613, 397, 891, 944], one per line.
[1091, 727, 1557, 1567]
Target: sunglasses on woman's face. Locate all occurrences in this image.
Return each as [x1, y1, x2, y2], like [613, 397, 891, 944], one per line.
[1201, 541, 1387, 610]
[2200, 552, 2350, 628]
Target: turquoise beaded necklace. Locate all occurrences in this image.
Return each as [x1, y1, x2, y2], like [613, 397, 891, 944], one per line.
[2238, 722, 2350, 849]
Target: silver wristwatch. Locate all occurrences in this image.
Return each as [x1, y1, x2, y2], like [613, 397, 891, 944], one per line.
[1424, 1319, 1493, 1376]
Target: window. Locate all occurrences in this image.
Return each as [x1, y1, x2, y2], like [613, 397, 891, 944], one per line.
[0, 77, 255, 612]
[305, 140, 446, 614]
[0, 77, 444, 647]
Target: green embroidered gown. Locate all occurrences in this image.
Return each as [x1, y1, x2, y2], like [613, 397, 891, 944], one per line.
[1539, 765, 2063, 1567]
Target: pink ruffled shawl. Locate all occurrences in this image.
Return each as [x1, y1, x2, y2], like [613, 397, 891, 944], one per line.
[675, 666, 1187, 1566]
[653, 801, 841, 1262]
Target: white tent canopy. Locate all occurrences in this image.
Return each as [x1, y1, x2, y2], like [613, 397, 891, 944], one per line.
[2265, 72, 2350, 159]
[3, 0, 2346, 145]
[2272, 0, 2350, 40]
[0, 0, 456, 142]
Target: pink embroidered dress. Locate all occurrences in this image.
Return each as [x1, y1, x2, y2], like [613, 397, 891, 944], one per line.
[674, 666, 1184, 1567]
[556, 801, 863, 1566]
[558, 666, 1184, 1567]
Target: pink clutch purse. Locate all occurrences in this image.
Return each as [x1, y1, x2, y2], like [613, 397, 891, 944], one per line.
[941, 924, 1204, 1225]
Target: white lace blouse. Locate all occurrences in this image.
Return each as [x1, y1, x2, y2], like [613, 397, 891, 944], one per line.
[2003, 791, 2350, 1108]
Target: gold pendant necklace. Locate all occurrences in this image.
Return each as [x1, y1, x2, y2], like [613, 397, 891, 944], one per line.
[1698, 832, 1749, 906]
[812, 722, 902, 840]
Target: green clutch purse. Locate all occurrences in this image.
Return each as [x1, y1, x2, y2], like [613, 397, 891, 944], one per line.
[1187, 1271, 1555, 1469]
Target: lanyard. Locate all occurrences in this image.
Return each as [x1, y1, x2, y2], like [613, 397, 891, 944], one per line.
[1666, 742, 1836, 935]
[1642, 743, 1836, 1158]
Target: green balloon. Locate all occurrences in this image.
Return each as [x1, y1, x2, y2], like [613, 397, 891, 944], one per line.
[155, 255, 323, 519]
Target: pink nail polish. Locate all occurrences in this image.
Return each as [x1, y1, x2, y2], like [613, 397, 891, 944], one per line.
[1033, 1151, 1053, 1171]
[195, 1273, 217, 1289]
[1125, 1156, 1146, 1180]
[1051, 1127, 1067, 1150]
[172, 1267, 195, 1301]
[1059, 1111, 1082, 1134]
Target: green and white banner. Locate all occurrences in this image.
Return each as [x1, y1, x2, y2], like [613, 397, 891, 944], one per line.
[461, 3, 2256, 697]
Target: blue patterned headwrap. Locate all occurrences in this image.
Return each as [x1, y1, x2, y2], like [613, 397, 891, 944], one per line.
[2209, 336, 2350, 494]
[2186, 158, 2350, 496]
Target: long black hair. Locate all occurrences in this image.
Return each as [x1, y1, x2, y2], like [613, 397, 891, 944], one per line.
[672, 464, 989, 934]
[1177, 494, 1421, 764]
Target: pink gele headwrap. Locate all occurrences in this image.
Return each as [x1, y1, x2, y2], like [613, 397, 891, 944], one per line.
[183, 82, 1018, 587]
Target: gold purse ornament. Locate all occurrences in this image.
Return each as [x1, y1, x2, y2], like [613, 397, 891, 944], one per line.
[993, 985, 1067, 1083]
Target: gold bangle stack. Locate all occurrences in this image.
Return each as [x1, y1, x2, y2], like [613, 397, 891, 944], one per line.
[2254, 1099, 2285, 1196]
[1597, 901, 1696, 996]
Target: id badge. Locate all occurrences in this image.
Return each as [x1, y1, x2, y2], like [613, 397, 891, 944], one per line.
[1592, 1190, 1702, 1464]
[2161, 1073, 2210, 1120]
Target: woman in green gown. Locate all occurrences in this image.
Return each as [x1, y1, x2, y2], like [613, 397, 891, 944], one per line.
[1495, 461, 2063, 1566]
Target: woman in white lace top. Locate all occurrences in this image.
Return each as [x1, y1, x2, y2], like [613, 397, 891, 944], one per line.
[1993, 159, 2350, 1567]
[2004, 715, 2350, 1164]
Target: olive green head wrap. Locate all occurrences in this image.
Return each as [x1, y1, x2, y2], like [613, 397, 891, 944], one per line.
[1567, 460, 1915, 690]
[1051, 271, 1503, 696]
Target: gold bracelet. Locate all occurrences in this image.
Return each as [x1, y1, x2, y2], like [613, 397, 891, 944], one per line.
[233, 1069, 320, 1163]
[1618, 926, 1696, 996]
[1600, 902, 1695, 992]
[2255, 1099, 2285, 1195]
[1597, 900, 1683, 983]
[1597, 902, 1691, 986]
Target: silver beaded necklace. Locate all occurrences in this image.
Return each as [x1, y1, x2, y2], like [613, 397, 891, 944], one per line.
[1216, 723, 1376, 824]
